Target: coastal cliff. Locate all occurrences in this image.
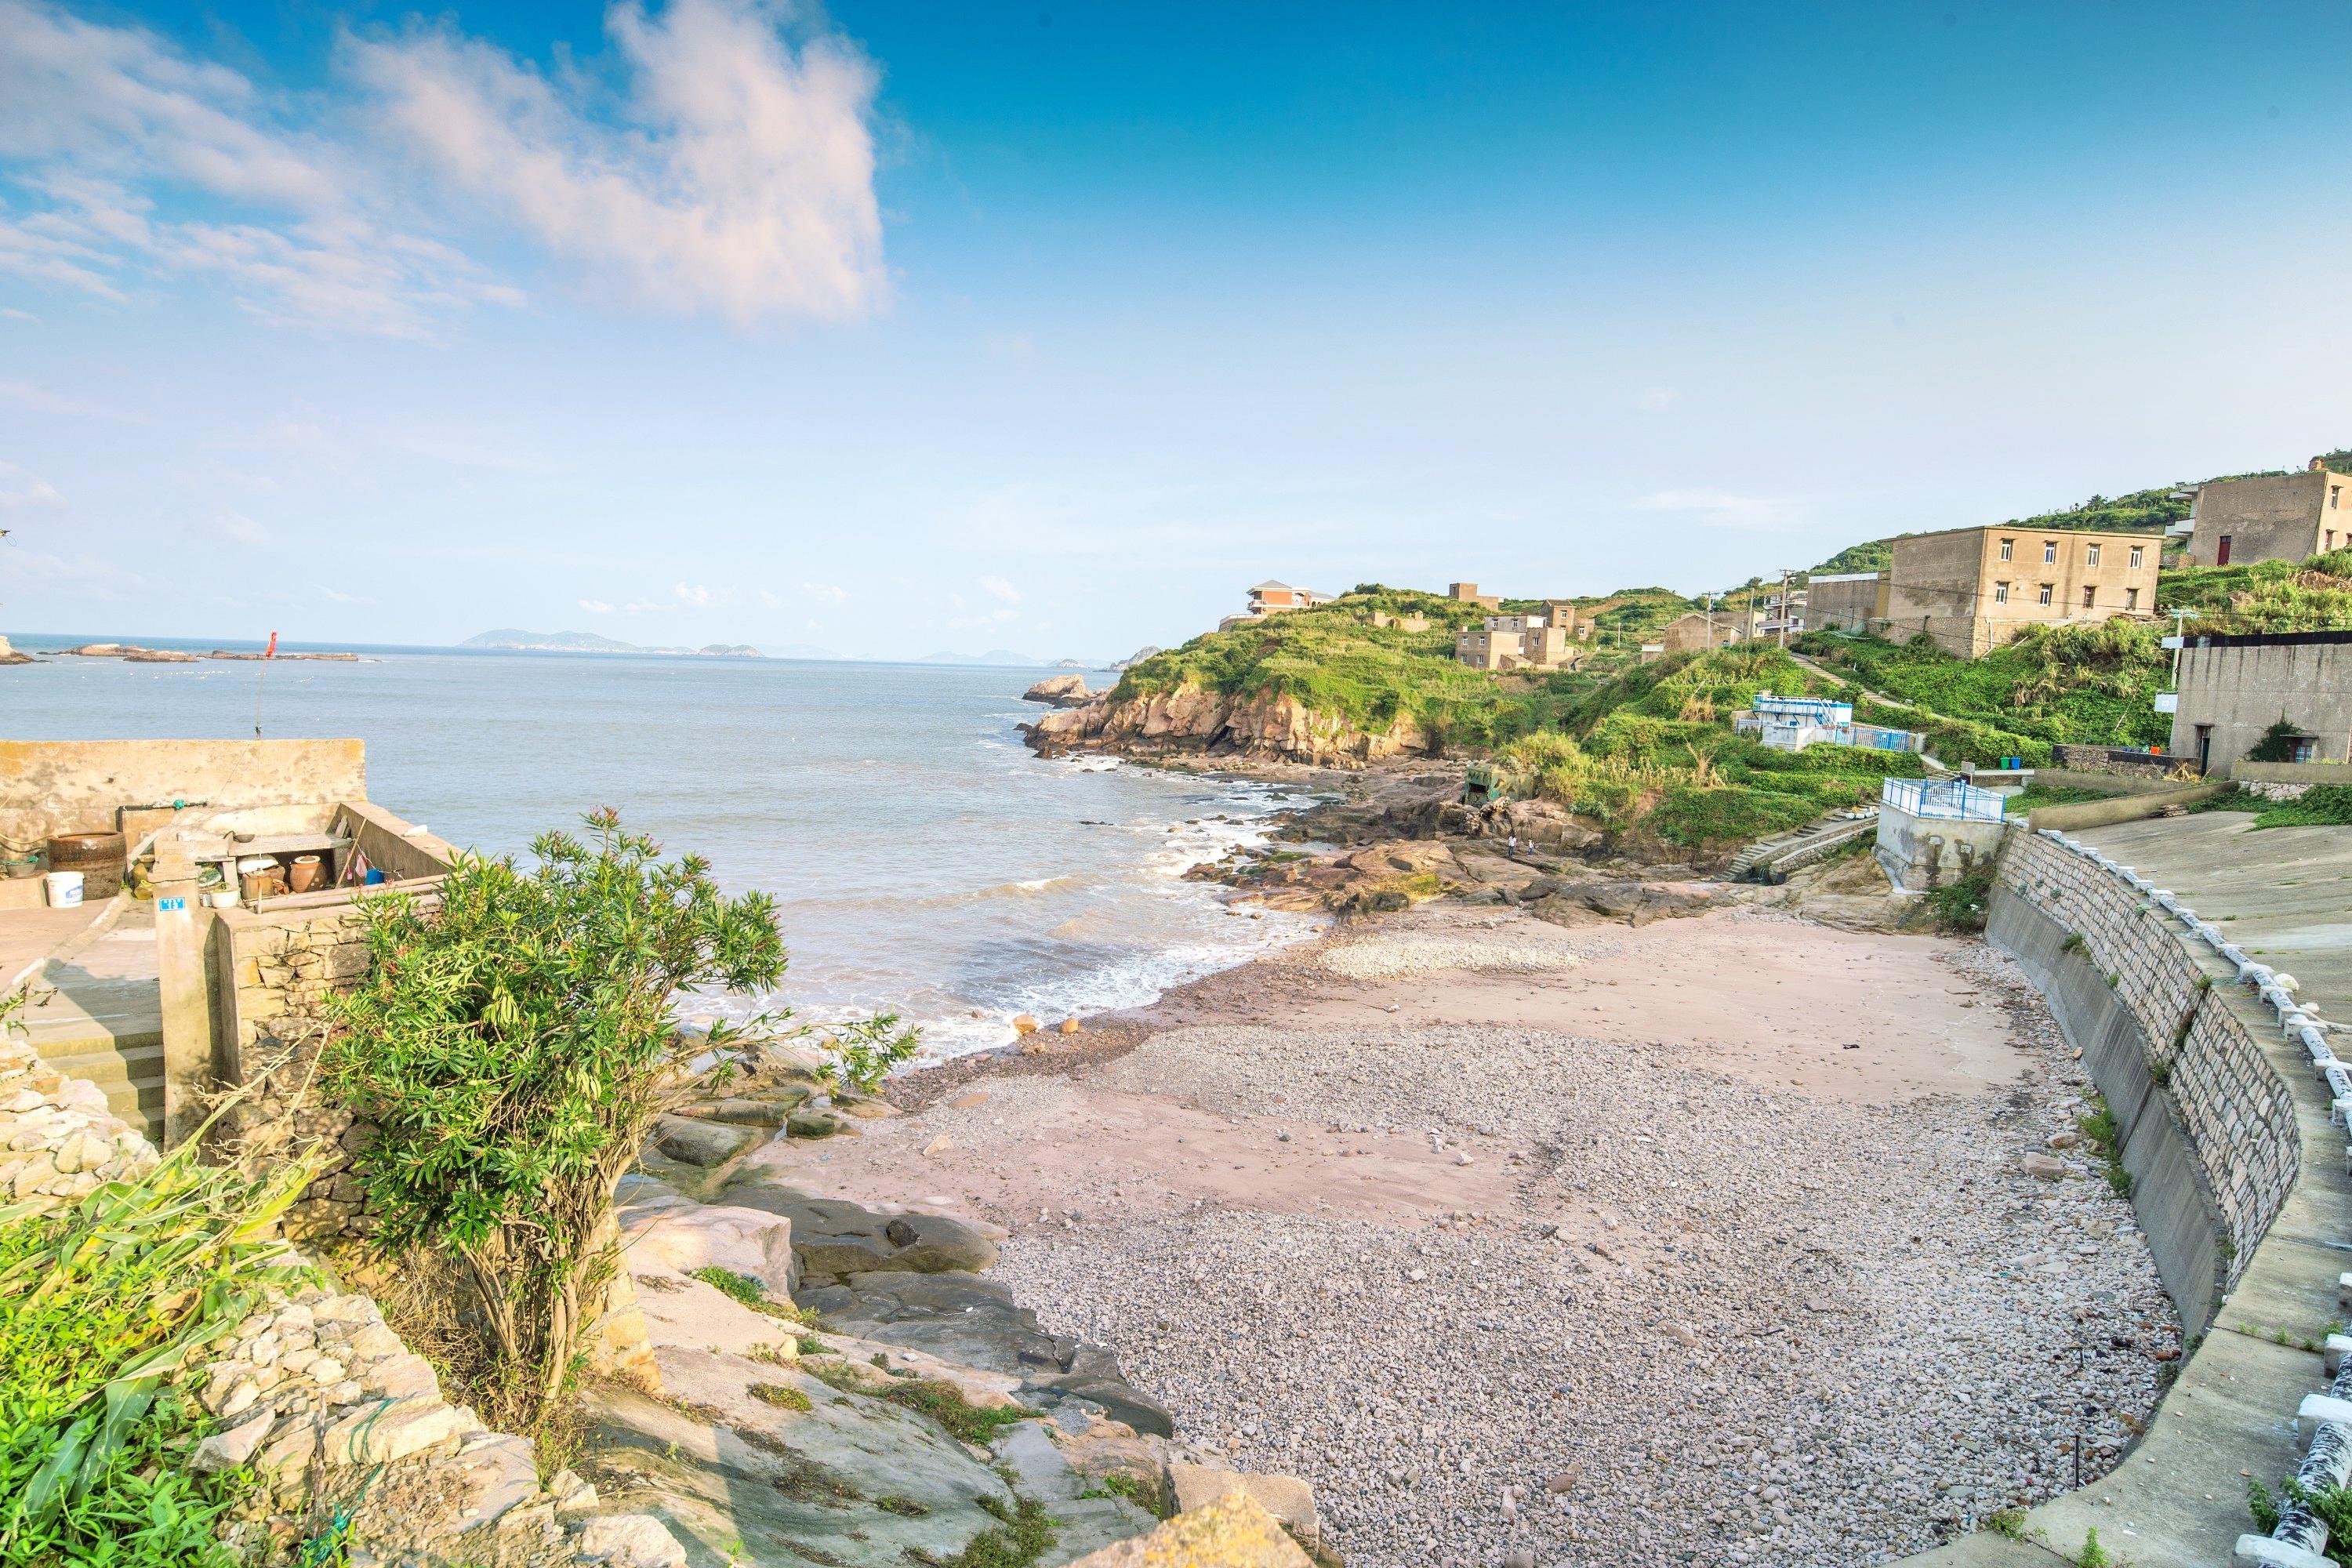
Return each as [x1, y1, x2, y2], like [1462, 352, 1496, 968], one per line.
[1024, 681, 1430, 764]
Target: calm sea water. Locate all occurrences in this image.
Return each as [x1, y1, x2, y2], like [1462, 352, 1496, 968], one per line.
[0, 637, 1321, 1059]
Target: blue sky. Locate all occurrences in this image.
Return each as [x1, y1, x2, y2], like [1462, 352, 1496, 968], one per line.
[4, 1, 2350, 660]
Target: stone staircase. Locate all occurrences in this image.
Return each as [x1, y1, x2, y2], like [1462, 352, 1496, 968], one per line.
[1726, 812, 1880, 884]
[16, 912, 165, 1142]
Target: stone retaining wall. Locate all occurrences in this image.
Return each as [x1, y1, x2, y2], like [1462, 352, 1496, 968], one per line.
[1994, 827, 2299, 1304]
[0, 1026, 691, 1568]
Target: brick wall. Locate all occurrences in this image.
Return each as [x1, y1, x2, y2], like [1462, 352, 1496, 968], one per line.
[1994, 829, 2299, 1279]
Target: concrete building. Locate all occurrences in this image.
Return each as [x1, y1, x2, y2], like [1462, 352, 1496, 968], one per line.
[1874, 775, 2007, 893]
[1218, 579, 1334, 631]
[1455, 611, 1576, 671]
[1882, 524, 2159, 658]
[1806, 572, 1890, 633]
[1739, 590, 1806, 641]
[1448, 582, 1502, 611]
[1655, 608, 1744, 655]
[2165, 629, 2352, 773]
[2180, 462, 2352, 568]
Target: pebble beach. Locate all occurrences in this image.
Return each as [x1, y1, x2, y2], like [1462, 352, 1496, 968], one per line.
[770, 905, 2180, 1568]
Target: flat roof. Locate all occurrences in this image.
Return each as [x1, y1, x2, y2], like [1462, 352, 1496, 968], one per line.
[2186, 629, 2352, 650]
[1893, 523, 2166, 544]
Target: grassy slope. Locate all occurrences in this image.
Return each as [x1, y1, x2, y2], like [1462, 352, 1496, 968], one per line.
[1497, 645, 1926, 852]
[2158, 546, 2352, 632]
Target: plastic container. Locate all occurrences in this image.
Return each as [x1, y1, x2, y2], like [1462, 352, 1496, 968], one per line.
[205, 887, 238, 909]
[43, 870, 83, 908]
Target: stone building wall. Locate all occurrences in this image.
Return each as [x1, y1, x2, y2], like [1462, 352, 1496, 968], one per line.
[1994, 827, 2299, 1280]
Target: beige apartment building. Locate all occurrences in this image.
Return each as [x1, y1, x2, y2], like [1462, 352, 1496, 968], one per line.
[2182, 463, 2352, 567]
[1881, 525, 2158, 658]
[1448, 582, 1503, 611]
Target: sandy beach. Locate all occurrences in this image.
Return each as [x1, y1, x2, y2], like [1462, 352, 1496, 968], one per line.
[739, 902, 2179, 1568]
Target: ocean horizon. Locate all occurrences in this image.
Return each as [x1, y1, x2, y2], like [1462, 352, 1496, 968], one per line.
[1, 644, 1323, 1061]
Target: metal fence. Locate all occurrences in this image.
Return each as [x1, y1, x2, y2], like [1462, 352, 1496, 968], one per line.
[1880, 776, 2006, 822]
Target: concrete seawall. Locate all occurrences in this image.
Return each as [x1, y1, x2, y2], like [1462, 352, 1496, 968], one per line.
[1987, 884, 2228, 1334]
[1896, 822, 2350, 1568]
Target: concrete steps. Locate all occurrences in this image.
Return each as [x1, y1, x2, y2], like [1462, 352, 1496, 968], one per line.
[14, 918, 165, 1142]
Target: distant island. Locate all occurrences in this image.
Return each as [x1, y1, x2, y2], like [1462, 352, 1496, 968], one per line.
[462, 630, 766, 658]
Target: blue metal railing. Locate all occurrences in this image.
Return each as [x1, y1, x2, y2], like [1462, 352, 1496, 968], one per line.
[1881, 776, 2005, 822]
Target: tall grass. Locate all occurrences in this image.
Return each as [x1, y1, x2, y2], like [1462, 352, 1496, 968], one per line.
[0, 1128, 316, 1565]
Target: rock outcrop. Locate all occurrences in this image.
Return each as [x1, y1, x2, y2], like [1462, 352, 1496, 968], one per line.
[1024, 673, 1091, 706]
[1024, 682, 1428, 765]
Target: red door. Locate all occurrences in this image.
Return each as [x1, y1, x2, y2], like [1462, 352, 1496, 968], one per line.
[2217, 535, 2232, 565]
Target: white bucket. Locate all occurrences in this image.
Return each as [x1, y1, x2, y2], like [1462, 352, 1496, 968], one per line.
[43, 870, 84, 908]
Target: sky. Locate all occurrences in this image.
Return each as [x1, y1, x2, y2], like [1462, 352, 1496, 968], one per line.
[3, 1, 2350, 662]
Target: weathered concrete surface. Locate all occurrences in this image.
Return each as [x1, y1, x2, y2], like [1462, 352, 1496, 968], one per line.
[1897, 812, 2352, 1567]
[2026, 782, 2227, 833]
[0, 738, 366, 840]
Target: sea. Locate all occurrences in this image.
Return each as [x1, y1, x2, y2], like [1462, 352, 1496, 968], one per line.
[0, 637, 1325, 1061]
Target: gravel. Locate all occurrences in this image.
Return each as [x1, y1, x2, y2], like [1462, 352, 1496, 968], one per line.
[1302, 917, 1617, 982]
[991, 941, 2177, 1568]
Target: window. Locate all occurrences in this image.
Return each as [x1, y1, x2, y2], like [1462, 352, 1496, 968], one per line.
[2291, 735, 2318, 764]
[2333, 485, 2342, 510]
[2042, 539, 2058, 564]
[2086, 543, 2102, 566]
[2125, 587, 2140, 610]
[2129, 545, 2143, 569]
[2329, 531, 2339, 552]
[1998, 537, 2013, 561]
[2082, 585, 2096, 608]
[2037, 583, 2054, 605]
[1993, 581, 2009, 604]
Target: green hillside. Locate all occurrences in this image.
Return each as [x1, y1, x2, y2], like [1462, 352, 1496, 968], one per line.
[1795, 620, 2170, 764]
[1493, 645, 1923, 851]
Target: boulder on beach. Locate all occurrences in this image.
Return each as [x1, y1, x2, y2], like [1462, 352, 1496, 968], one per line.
[1023, 673, 1091, 706]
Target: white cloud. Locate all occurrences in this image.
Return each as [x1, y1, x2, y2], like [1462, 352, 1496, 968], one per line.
[216, 507, 265, 542]
[673, 581, 713, 607]
[579, 597, 615, 613]
[978, 574, 1021, 604]
[0, 0, 882, 334]
[346, 0, 886, 325]
[0, 460, 64, 510]
[1635, 388, 1677, 413]
[317, 585, 372, 605]
[1635, 488, 1799, 530]
[0, 546, 146, 599]
[0, 2, 516, 337]
[801, 580, 849, 601]
[0, 378, 152, 423]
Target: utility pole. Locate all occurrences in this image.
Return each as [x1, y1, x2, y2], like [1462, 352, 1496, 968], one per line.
[1777, 568, 1794, 648]
[1704, 593, 1715, 649]
[2170, 607, 2190, 689]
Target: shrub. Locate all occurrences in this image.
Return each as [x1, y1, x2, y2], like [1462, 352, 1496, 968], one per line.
[2248, 717, 2309, 764]
[1929, 870, 1994, 933]
[323, 810, 789, 1428]
[2255, 785, 2352, 829]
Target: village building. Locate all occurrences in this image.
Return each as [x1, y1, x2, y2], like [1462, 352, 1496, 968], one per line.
[1218, 579, 1334, 631]
[1805, 572, 1890, 633]
[1738, 589, 1806, 641]
[2164, 629, 2352, 773]
[2178, 460, 2352, 567]
[1454, 611, 1577, 671]
[1447, 582, 1502, 611]
[1732, 692, 1918, 754]
[1875, 524, 2159, 658]
[1655, 608, 1743, 655]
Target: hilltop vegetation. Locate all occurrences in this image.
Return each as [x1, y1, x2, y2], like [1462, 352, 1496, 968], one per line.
[1114, 586, 1675, 750]
[2158, 545, 2352, 632]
